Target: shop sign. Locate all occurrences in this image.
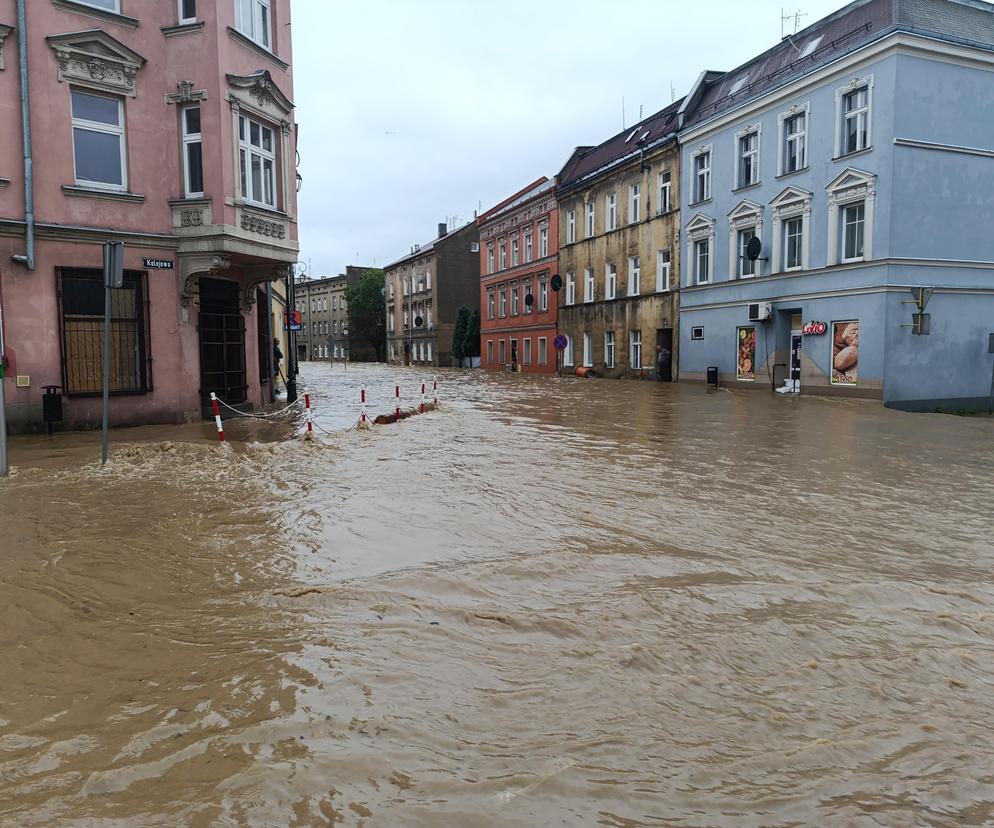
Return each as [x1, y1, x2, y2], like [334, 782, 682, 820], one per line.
[802, 321, 828, 335]
[284, 310, 302, 332]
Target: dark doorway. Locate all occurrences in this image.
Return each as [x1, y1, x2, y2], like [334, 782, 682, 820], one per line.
[256, 288, 270, 392]
[790, 333, 803, 388]
[655, 328, 674, 382]
[199, 278, 246, 414]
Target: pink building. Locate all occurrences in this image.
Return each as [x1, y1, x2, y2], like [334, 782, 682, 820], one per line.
[0, 0, 298, 431]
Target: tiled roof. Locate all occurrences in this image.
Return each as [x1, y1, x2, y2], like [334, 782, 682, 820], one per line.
[683, 0, 994, 130]
[558, 99, 683, 193]
[480, 177, 555, 224]
[384, 221, 476, 270]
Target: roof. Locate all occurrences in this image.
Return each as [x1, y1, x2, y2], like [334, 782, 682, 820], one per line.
[479, 177, 555, 225]
[557, 99, 683, 194]
[683, 0, 994, 130]
[383, 221, 477, 270]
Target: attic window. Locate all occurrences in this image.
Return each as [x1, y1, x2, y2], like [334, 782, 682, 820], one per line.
[640, 130, 651, 142]
[625, 128, 640, 143]
[730, 76, 749, 95]
[800, 35, 823, 58]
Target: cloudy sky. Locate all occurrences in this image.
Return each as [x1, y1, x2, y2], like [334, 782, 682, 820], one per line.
[292, 0, 844, 277]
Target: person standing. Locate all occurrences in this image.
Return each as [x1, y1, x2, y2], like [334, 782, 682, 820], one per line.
[656, 344, 672, 382]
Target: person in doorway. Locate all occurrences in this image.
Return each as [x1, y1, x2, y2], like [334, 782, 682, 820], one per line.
[656, 344, 672, 381]
[272, 337, 285, 394]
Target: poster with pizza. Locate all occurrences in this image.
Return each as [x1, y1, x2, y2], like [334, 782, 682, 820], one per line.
[832, 320, 859, 385]
[737, 327, 757, 381]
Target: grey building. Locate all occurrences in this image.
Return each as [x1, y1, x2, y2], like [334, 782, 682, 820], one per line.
[677, 0, 994, 411]
[294, 266, 371, 361]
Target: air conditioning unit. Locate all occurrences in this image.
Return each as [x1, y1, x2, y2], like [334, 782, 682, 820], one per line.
[747, 301, 773, 322]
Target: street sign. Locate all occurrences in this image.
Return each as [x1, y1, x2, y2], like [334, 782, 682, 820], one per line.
[142, 258, 174, 270]
[104, 241, 124, 289]
[284, 310, 302, 332]
[553, 334, 568, 351]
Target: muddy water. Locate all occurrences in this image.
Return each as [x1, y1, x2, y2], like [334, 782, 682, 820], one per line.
[2, 364, 993, 827]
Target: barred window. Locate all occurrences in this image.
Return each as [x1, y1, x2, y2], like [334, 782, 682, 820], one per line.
[58, 268, 150, 396]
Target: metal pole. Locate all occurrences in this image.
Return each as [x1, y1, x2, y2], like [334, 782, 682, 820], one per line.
[0, 298, 8, 477]
[285, 268, 297, 404]
[101, 276, 111, 465]
[13, 0, 35, 270]
[989, 359, 994, 416]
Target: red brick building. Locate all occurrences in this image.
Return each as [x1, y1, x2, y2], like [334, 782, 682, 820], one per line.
[479, 177, 558, 373]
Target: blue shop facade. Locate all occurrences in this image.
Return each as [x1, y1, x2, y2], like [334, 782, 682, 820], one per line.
[675, 1, 994, 411]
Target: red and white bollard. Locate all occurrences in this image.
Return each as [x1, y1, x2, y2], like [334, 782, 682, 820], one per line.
[360, 385, 369, 428]
[395, 384, 401, 419]
[420, 382, 426, 414]
[433, 377, 438, 407]
[210, 392, 225, 444]
[304, 392, 313, 436]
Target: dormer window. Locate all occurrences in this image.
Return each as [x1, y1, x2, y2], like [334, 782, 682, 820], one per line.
[235, 0, 271, 50]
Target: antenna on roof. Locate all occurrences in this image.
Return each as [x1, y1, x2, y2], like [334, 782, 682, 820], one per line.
[671, 83, 676, 103]
[781, 7, 807, 39]
[639, 104, 644, 122]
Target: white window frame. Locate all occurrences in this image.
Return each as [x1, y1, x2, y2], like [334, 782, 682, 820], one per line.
[783, 216, 805, 271]
[656, 249, 671, 292]
[563, 336, 574, 367]
[524, 230, 533, 263]
[777, 102, 809, 176]
[511, 236, 519, 266]
[178, 0, 197, 24]
[239, 114, 277, 208]
[604, 331, 616, 368]
[582, 332, 593, 368]
[629, 183, 641, 223]
[628, 255, 640, 296]
[499, 339, 507, 364]
[685, 214, 715, 285]
[78, 0, 121, 10]
[584, 202, 595, 237]
[826, 168, 875, 266]
[539, 280, 548, 312]
[71, 89, 127, 192]
[606, 192, 617, 230]
[182, 105, 203, 196]
[770, 186, 812, 274]
[629, 330, 642, 370]
[727, 200, 763, 280]
[584, 267, 594, 303]
[511, 284, 520, 316]
[605, 263, 617, 300]
[487, 242, 495, 274]
[565, 271, 576, 305]
[487, 340, 494, 365]
[657, 170, 671, 215]
[734, 125, 760, 189]
[499, 288, 507, 318]
[539, 225, 549, 257]
[487, 289, 495, 320]
[499, 239, 506, 270]
[523, 337, 532, 366]
[566, 210, 576, 243]
[841, 202, 866, 263]
[538, 337, 548, 366]
[834, 75, 874, 158]
[235, 0, 272, 51]
[692, 145, 712, 203]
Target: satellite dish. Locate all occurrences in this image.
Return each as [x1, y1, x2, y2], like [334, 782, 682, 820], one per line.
[550, 275, 563, 292]
[414, 315, 424, 328]
[746, 236, 762, 261]
[524, 293, 534, 307]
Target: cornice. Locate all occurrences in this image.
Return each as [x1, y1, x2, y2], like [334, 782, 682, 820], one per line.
[62, 185, 145, 203]
[226, 26, 289, 71]
[47, 28, 147, 97]
[0, 219, 178, 249]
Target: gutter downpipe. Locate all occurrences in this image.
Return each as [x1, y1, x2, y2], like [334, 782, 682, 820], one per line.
[12, 0, 35, 270]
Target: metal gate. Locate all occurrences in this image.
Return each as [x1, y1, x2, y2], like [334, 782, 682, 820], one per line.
[198, 278, 246, 415]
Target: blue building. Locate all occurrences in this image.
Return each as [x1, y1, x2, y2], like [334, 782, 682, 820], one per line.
[676, 0, 994, 411]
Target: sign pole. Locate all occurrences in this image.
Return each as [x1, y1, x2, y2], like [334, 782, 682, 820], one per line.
[0, 298, 8, 477]
[101, 242, 123, 466]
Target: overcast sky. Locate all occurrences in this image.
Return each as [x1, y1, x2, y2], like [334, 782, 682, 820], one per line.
[291, 0, 845, 277]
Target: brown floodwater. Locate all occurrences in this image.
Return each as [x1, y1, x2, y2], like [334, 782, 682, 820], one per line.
[1, 363, 993, 827]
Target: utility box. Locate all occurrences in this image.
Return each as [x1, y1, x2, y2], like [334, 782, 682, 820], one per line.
[42, 385, 63, 435]
[707, 366, 719, 387]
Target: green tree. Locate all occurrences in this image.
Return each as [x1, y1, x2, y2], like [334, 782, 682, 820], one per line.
[452, 306, 470, 363]
[345, 268, 387, 362]
[464, 309, 481, 359]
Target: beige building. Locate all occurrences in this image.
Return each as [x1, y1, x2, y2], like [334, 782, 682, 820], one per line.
[294, 266, 371, 362]
[557, 100, 682, 379]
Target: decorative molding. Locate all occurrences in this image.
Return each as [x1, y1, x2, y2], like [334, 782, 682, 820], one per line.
[52, 0, 139, 28]
[826, 167, 876, 266]
[179, 254, 231, 308]
[0, 177, 9, 189]
[833, 74, 874, 159]
[894, 137, 994, 160]
[225, 26, 289, 71]
[685, 213, 716, 285]
[62, 184, 145, 203]
[770, 186, 813, 274]
[47, 29, 146, 97]
[727, 200, 764, 279]
[226, 69, 294, 113]
[161, 21, 205, 38]
[776, 100, 810, 176]
[0, 218, 177, 248]
[165, 80, 207, 105]
[240, 211, 287, 240]
[241, 265, 292, 313]
[0, 23, 13, 71]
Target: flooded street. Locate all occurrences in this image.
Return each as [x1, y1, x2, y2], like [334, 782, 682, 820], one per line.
[2, 364, 993, 827]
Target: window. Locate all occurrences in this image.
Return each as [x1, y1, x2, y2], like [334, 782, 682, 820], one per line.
[523, 338, 532, 365]
[605, 263, 616, 299]
[538, 337, 548, 365]
[523, 280, 532, 314]
[239, 115, 276, 208]
[784, 217, 803, 270]
[426, 306, 432, 328]
[842, 85, 870, 155]
[564, 336, 574, 367]
[737, 228, 757, 278]
[499, 240, 507, 270]
[585, 202, 595, 237]
[604, 331, 615, 368]
[487, 243, 495, 274]
[607, 193, 617, 230]
[539, 280, 548, 312]
[71, 89, 126, 191]
[565, 271, 576, 305]
[842, 202, 865, 262]
[656, 249, 671, 292]
[511, 284, 520, 315]
[487, 290, 495, 320]
[737, 131, 759, 188]
[499, 339, 506, 364]
[180, 106, 203, 197]
[691, 326, 704, 341]
[425, 271, 432, 289]
[499, 288, 507, 317]
[693, 148, 711, 203]
[628, 256, 640, 295]
[58, 268, 149, 396]
[582, 332, 593, 367]
[629, 330, 642, 369]
[487, 340, 494, 364]
[427, 342, 433, 362]
[629, 183, 641, 223]
[539, 226, 549, 257]
[78, 0, 119, 9]
[179, 0, 197, 23]
[584, 268, 594, 303]
[566, 210, 576, 243]
[694, 239, 710, 285]
[511, 237, 519, 266]
[782, 109, 807, 174]
[657, 171, 671, 214]
[525, 230, 533, 263]
[235, 0, 272, 50]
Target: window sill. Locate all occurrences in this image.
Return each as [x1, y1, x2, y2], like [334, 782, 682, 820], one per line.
[238, 200, 288, 218]
[63, 185, 145, 204]
[52, 0, 139, 27]
[689, 198, 712, 208]
[226, 26, 289, 71]
[732, 181, 762, 193]
[161, 21, 205, 37]
[776, 165, 809, 180]
[0, 177, 9, 189]
[834, 147, 873, 162]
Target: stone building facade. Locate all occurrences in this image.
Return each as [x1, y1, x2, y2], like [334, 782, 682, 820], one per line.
[557, 102, 682, 378]
[479, 177, 559, 373]
[385, 221, 480, 367]
[294, 266, 370, 362]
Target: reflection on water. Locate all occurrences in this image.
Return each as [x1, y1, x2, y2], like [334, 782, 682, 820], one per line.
[2, 363, 993, 826]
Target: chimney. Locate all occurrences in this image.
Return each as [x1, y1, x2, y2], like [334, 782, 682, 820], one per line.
[438, 222, 448, 239]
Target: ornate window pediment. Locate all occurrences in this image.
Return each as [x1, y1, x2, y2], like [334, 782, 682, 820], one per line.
[728, 199, 763, 224]
[770, 185, 813, 210]
[226, 69, 294, 118]
[826, 167, 876, 204]
[0, 24, 13, 71]
[685, 213, 714, 239]
[47, 29, 146, 97]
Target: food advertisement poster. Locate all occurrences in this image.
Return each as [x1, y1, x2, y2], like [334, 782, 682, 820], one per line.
[832, 320, 859, 385]
[737, 327, 757, 381]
